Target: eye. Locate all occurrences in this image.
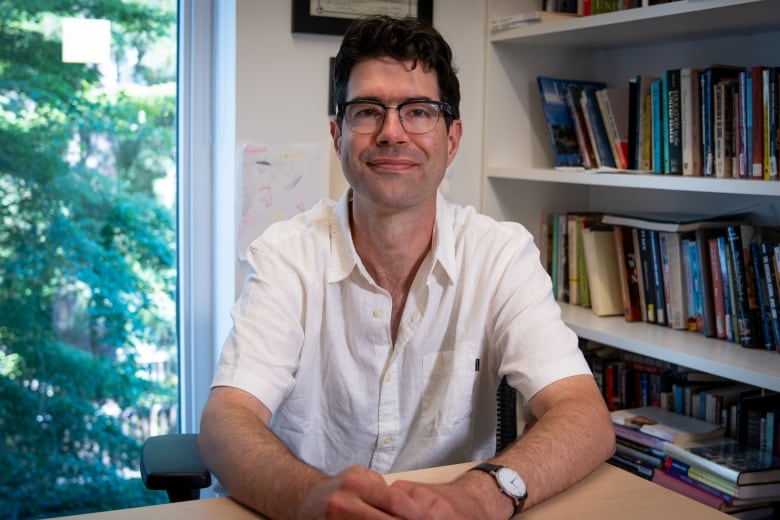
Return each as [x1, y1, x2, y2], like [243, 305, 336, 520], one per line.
[402, 103, 436, 119]
[350, 104, 383, 119]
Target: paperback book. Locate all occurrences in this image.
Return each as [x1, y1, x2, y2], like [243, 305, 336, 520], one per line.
[536, 76, 607, 167]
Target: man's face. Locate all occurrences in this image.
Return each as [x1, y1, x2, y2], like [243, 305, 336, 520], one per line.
[330, 57, 462, 214]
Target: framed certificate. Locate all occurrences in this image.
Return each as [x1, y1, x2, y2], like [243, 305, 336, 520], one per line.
[292, 0, 434, 35]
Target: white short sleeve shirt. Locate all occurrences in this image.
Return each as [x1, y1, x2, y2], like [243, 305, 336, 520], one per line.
[212, 190, 590, 474]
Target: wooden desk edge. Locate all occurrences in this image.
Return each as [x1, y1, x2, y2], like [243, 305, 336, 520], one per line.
[52, 462, 732, 519]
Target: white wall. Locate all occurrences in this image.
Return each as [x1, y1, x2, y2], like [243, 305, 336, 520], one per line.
[234, 0, 487, 207]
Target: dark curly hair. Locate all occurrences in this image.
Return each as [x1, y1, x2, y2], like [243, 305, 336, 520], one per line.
[332, 15, 461, 129]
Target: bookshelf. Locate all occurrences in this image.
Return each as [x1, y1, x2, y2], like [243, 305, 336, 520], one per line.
[483, 0, 780, 392]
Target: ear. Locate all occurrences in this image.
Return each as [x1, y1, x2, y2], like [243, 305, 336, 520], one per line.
[445, 119, 462, 167]
[329, 117, 342, 155]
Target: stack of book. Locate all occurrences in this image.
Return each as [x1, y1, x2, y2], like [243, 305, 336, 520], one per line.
[542, 208, 780, 352]
[661, 438, 780, 515]
[610, 406, 780, 514]
[536, 62, 780, 181]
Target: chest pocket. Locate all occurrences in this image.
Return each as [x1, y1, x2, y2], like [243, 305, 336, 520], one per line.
[421, 342, 479, 437]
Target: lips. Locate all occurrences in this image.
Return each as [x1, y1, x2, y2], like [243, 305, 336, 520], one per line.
[365, 156, 418, 172]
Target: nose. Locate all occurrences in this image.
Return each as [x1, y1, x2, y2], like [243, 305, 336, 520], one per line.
[376, 108, 408, 144]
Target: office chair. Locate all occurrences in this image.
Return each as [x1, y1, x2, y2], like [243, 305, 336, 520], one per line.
[141, 377, 518, 502]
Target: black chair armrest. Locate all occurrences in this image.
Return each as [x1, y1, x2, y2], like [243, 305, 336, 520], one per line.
[141, 433, 212, 502]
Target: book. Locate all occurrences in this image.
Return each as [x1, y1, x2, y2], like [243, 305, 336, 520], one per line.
[750, 66, 766, 179]
[596, 87, 630, 169]
[581, 225, 624, 316]
[647, 229, 667, 327]
[659, 231, 687, 329]
[701, 66, 743, 176]
[611, 406, 724, 444]
[726, 225, 754, 347]
[665, 68, 682, 174]
[489, 10, 577, 32]
[634, 74, 660, 170]
[580, 85, 617, 168]
[600, 210, 750, 233]
[660, 463, 780, 509]
[757, 241, 780, 350]
[536, 76, 607, 167]
[565, 84, 597, 169]
[749, 242, 775, 350]
[680, 67, 702, 176]
[613, 225, 643, 322]
[651, 78, 665, 172]
[708, 237, 727, 339]
[664, 438, 780, 485]
[637, 228, 657, 323]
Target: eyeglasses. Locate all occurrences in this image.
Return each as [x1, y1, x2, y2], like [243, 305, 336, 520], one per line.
[337, 99, 452, 135]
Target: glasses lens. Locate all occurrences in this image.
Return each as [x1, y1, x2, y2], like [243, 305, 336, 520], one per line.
[345, 103, 385, 134]
[398, 102, 441, 134]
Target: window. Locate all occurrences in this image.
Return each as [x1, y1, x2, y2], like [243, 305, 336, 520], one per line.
[0, 1, 185, 516]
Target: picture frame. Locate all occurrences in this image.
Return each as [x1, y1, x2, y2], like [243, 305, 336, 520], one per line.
[292, 0, 434, 36]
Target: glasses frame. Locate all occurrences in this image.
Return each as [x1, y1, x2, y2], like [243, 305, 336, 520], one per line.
[337, 99, 453, 135]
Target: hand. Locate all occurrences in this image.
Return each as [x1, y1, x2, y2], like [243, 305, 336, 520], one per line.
[390, 480, 474, 519]
[295, 465, 428, 519]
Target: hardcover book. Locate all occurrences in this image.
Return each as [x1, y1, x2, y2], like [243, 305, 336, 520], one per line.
[611, 406, 724, 444]
[664, 438, 780, 485]
[581, 225, 623, 316]
[536, 76, 607, 167]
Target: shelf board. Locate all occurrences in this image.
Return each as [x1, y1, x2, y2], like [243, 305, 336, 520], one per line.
[561, 303, 780, 392]
[486, 166, 780, 196]
[490, 0, 780, 49]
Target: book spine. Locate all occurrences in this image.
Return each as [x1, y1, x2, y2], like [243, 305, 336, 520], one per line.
[662, 444, 740, 485]
[638, 228, 657, 323]
[680, 67, 702, 176]
[708, 237, 727, 339]
[738, 70, 750, 178]
[565, 85, 595, 169]
[649, 230, 667, 326]
[681, 238, 697, 331]
[749, 242, 774, 350]
[666, 69, 682, 174]
[751, 66, 765, 179]
[660, 231, 686, 329]
[581, 87, 617, 168]
[694, 229, 718, 337]
[664, 459, 737, 498]
[614, 226, 643, 321]
[768, 67, 778, 180]
[759, 242, 780, 351]
[687, 238, 705, 334]
[726, 226, 754, 347]
[717, 236, 735, 342]
[651, 79, 664, 173]
[567, 214, 580, 305]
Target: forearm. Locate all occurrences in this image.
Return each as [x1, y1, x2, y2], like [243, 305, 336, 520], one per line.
[493, 375, 615, 510]
[199, 387, 326, 518]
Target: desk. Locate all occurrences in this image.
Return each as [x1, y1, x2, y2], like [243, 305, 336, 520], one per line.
[57, 462, 731, 519]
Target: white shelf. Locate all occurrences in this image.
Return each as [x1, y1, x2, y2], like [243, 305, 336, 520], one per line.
[483, 0, 780, 392]
[561, 303, 780, 393]
[490, 0, 780, 49]
[486, 167, 780, 196]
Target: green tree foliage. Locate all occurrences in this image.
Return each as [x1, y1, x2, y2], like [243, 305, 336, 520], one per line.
[0, 1, 177, 517]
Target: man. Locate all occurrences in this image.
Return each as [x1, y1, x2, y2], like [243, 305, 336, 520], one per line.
[199, 15, 614, 520]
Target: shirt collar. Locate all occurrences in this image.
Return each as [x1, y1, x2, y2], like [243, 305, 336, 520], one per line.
[327, 189, 457, 285]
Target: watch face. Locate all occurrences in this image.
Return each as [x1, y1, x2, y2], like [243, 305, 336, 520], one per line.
[496, 467, 527, 498]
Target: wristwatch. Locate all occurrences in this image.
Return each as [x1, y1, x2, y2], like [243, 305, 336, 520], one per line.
[469, 462, 528, 517]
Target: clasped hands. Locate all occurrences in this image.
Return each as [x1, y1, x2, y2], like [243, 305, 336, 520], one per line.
[295, 465, 492, 520]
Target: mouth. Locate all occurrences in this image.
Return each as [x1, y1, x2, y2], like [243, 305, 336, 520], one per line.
[366, 157, 418, 172]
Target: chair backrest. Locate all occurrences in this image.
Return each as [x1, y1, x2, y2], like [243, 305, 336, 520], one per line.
[496, 376, 518, 453]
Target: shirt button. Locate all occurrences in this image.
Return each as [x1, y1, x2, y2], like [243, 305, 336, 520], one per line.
[373, 310, 383, 318]
[383, 436, 393, 445]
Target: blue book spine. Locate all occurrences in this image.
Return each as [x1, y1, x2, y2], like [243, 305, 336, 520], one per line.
[651, 79, 664, 173]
